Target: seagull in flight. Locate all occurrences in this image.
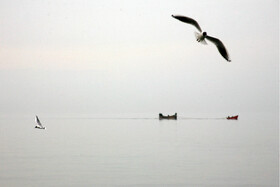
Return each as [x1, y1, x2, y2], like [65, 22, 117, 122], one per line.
[172, 15, 231, 62]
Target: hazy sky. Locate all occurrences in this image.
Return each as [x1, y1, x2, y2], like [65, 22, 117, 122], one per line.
[0, 0, 278, 116]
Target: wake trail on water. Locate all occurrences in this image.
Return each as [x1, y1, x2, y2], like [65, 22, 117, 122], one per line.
[82, 117, 226, 120]
[179, 117, 226, 120]
[43, 116, 227, 120]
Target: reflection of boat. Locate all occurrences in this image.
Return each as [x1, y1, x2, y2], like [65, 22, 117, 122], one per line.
[227, 115, 238, 120]
[159, 113, 177, 120]
[35, 116, 46, 129]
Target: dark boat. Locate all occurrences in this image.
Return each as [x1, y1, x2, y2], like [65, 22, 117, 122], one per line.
[227, 115, 238, 120]
[159, 113, 177, 120]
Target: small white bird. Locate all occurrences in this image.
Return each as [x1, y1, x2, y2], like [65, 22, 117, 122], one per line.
[35, 115, 46, 129]
[172, 15, 231, 62]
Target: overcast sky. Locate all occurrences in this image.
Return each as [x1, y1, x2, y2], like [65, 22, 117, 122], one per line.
[0, 0, 278, 117]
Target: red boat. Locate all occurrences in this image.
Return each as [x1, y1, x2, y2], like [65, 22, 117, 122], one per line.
[227, 115, 238, 120]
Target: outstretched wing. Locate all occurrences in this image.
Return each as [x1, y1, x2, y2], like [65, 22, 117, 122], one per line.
[172, 15, 202, 32]
[205, 35, 231, 62]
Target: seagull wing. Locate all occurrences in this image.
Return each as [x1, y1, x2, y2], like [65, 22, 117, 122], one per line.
[172, 15, 202, 32]
[205, 35, 231, 62]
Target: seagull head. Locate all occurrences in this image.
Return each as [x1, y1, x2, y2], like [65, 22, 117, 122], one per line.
[202, 32, 207, 36]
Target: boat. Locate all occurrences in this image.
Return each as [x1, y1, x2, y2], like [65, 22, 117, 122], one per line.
[159, 113, 177, 120]
[35, 115, 46, 129]
[227, 115, 238, 120]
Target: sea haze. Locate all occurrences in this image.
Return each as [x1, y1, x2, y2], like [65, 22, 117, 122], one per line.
[0, 112, 278, 187]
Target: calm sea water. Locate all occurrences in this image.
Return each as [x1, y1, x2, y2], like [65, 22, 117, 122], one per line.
[0, 113, 278, 187]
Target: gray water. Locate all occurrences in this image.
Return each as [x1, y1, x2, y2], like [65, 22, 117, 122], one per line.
[0, 113, 278, 187]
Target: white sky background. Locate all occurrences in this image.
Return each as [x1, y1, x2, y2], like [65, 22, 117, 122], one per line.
[0, 0, 278, 116]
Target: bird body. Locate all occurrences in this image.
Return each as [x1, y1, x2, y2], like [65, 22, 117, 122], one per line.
[172, 14, 231, 62]
[195, 31, 207, 44]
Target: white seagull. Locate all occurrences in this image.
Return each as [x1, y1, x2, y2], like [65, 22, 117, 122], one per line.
[35, 115, 46, 129]
[172, 15, 231, 62]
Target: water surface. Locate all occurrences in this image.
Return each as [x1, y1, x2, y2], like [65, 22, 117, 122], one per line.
[0, 113, 278, 186]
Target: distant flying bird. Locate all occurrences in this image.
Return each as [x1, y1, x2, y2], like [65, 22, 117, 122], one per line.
[172, 15, 231, 62]
[35, 115, 46, 129]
